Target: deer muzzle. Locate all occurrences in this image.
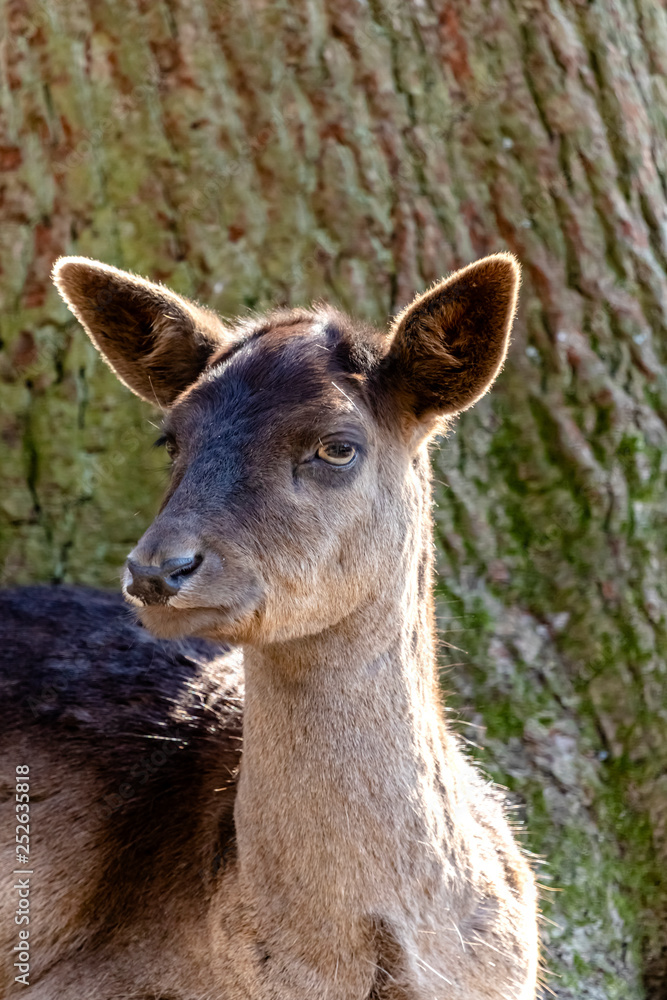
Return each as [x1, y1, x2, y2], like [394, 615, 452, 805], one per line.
[125, 553, 204, 605]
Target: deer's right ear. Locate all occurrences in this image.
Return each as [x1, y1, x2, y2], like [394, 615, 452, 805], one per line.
[52, 257, 233, 406]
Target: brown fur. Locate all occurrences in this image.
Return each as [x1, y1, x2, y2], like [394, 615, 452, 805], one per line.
[0, 253, 537, 998]
[51, 257, 232, 405]
[385, 256, 519, 418]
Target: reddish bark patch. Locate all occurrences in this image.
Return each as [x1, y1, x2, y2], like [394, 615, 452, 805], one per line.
[11, 330, 39, 370]
[438, 6, 472, 84]
[228, 223, 245, 243]
[23, 220, 68, 309]
[0, 146, 22, 170]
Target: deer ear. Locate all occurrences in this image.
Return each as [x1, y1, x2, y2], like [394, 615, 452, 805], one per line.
[52, 257, 232, 406]
[385, 253, 520, 420]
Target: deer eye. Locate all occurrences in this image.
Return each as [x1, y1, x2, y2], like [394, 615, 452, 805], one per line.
[316, 441, 357, 467]
[154, 434, 178, 461]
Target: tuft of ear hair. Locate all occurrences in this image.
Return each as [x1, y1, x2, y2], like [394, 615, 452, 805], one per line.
[52, 257, 231, 406]
[385, 253, 521, 420]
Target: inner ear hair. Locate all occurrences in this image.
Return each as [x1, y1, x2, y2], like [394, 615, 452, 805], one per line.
[52, 257, 231, 406]
[386, 252, 521, 419]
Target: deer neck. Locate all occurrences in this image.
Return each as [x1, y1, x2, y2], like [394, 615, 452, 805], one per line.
[234, 480, 460, 991]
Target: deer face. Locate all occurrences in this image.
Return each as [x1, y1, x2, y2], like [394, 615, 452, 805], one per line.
[53, 255, 519, 645]
[124, 318, 403, 644]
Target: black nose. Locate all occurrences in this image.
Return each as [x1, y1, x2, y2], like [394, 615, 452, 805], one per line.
[126, 554, 203, 605]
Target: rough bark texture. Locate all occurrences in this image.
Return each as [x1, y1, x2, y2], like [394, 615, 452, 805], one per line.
[1, 0, 666, 996]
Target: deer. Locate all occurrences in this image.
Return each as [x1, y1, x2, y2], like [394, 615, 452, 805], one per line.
[0, 252, 538, 999]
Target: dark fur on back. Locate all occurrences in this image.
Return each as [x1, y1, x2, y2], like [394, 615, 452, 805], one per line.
[0, 586, 242, 948]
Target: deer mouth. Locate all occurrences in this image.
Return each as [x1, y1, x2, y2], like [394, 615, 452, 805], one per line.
[121, 560, 264, 641]
[131, 597, 262, 641]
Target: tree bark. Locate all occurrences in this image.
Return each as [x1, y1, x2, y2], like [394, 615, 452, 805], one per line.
[1, 0, 666, 995]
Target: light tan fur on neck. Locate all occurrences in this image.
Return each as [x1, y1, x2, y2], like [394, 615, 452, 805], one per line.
[212, 449, 537, 999]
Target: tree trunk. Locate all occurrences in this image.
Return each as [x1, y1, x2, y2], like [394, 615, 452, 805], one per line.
[1, 0, 666, 995]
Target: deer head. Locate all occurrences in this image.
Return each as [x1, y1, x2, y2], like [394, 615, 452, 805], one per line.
[53, 254, 519, 646]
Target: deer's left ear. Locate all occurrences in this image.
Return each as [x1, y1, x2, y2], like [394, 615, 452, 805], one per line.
[384, 253, 520, 419]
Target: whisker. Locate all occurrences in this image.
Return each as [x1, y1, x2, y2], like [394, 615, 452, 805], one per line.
[331, 380, 361, 413]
